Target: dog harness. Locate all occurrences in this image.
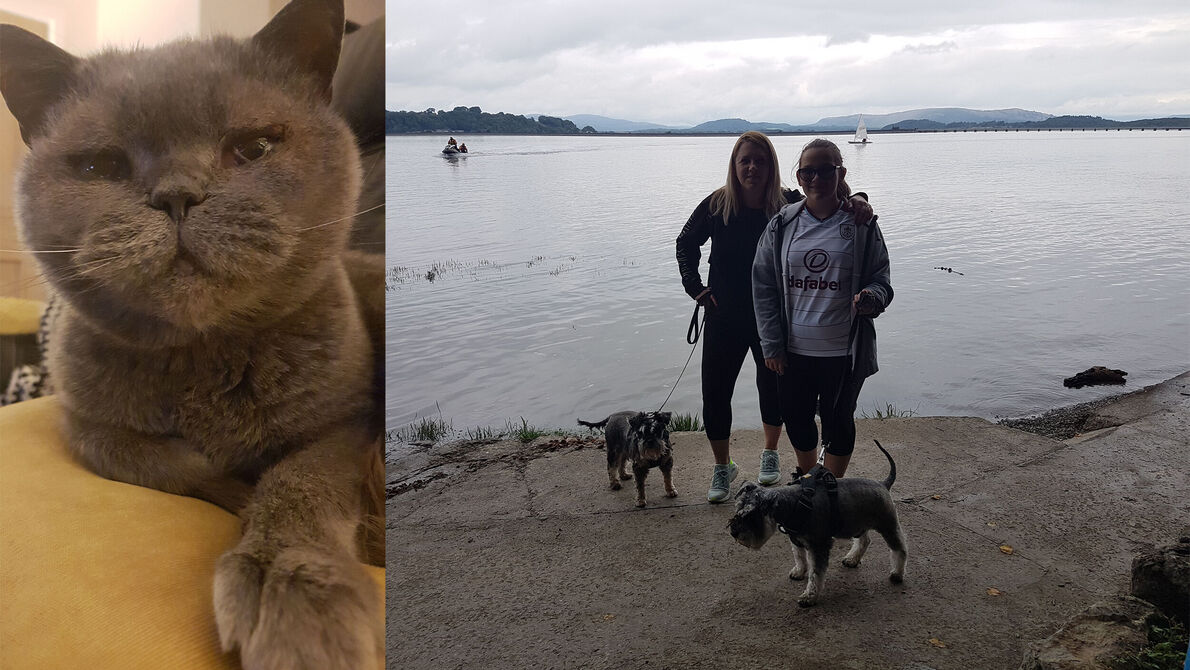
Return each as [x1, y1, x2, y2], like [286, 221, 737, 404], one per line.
[778, 465, 840, 536]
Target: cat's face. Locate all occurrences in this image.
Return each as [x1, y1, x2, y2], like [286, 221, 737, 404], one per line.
[1, 0, 357, 340]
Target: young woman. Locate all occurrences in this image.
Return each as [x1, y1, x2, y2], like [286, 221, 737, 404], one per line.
[677, 133, 872, 502]
[751, 138, 892, 478]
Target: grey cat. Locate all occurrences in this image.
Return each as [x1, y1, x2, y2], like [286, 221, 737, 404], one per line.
[0, 1, 383, 668]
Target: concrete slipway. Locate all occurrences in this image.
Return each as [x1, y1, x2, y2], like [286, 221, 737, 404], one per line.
[387, 372, 1189, 669]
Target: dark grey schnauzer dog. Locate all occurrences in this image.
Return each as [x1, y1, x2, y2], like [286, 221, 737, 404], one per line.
[578, 411, 676, 508]
[727, 441, 907, 607]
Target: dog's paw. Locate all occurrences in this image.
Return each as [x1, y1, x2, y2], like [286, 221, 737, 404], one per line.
[215, 547, 383, 670]
[609, 481, 622, 490]
[664, 487, 678, 498]
[788, 567, 807, 581]
[635, 498, 647, 508]
[841, 556, 862, 569]
[797, 592, 817, 607]
[889, 572, 904, 584]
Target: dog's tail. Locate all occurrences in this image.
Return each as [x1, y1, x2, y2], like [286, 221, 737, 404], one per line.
[577, 417, 609, 430]
[874, 439, 896, 490]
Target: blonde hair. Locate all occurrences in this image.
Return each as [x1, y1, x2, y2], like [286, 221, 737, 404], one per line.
[708, 131, 785, 223]
[797, 138, 851, 201]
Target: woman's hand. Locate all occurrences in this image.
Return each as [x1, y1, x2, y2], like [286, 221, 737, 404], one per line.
[854, 289, 879, 315]
[694, 288, 718, 307]
[764, 356, 785, 375]
[844, 196, 875, 225]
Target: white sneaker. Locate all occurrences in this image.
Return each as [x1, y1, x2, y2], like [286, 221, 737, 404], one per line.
[707, 461, 739, 503]
[757, 450, 781, 485]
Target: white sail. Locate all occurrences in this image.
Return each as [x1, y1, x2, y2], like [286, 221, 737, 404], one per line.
[852, 115, 868, 143]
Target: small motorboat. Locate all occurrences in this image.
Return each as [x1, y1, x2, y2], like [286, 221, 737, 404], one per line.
[442, 145, 460, 155]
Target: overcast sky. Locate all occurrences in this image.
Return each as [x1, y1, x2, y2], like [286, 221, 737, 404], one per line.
[386, 1, 1190, 125]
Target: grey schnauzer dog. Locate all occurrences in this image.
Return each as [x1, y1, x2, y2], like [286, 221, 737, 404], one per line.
[578, 411, 676, 508]
[727, 440, 907, 607]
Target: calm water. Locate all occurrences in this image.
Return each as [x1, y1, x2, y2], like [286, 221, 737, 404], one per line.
[386, 132, 1190, 440]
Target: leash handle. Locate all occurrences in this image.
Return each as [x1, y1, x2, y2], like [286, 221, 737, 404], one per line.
[686, 302, 703, 344]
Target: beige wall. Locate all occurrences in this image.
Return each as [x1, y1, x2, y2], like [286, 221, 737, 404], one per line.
[0, 0, 380, 52]
[0, 0, 382, 299]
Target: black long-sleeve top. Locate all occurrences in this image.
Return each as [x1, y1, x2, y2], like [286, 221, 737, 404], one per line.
[676, 188, 802, 321]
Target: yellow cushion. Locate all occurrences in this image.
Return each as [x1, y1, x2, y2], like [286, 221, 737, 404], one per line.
[0, 297, 45, 335]
[0, 396, 384, 669]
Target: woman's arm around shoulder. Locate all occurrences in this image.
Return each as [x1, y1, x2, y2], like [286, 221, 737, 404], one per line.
[859, 220, 893, 315]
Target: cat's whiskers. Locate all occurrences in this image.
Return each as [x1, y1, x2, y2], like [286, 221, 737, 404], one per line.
[0, 272, 53, 296]
[56, 255, 126, 280]
[0, 247, 84, 254]
[295, 202, 385, 233]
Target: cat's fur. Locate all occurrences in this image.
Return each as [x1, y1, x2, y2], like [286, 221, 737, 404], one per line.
[0, 1, 383, 668]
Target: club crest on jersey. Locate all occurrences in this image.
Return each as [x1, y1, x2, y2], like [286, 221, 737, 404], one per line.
[840, 223, 855, 240]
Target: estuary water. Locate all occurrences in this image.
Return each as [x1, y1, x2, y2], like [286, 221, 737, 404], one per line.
[386, 132, 1190, 439]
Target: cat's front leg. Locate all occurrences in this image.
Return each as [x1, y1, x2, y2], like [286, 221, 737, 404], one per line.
[213, 425, 382, 670]
[67, 414, 252, 512]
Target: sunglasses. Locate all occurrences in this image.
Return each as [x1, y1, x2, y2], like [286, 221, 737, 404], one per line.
[795, 165, 841, 181]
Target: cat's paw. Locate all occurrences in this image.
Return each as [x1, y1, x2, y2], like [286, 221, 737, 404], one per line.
[214, 547, 382, 670]
[213, 550, 266, 654]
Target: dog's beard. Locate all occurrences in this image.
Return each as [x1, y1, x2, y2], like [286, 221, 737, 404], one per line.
[633, 435, 669, 462]
[729, 514, 777, 549]
[638, 446, 665, 461]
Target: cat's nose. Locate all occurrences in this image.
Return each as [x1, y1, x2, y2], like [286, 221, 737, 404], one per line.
[149, 187, 204, 224]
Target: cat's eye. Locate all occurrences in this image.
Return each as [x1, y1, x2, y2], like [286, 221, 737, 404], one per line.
[223, 126, 286, 167]
[232, 137, 272, 164]
[68, 149, 131, 181]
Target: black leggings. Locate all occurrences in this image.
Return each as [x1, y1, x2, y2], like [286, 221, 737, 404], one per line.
[701, 312, 781, 441]
[778, 353, 865, 457]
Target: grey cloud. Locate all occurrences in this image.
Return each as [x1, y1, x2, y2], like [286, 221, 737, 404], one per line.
[900, 41, 958, 55]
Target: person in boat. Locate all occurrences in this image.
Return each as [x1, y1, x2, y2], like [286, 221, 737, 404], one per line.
[676, 132, 874, 503]
[447, 137, 457, 147]
[751, 138, 892, 479]
[458, 143, 467, 153]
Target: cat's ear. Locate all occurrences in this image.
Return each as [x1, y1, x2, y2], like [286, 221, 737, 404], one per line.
[251, 0, 344, 101]
[0, 25, 80, 145]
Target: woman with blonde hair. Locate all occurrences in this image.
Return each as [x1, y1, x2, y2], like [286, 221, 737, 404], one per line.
[677, 132, 872, 502]
[752, 138, 892, 478]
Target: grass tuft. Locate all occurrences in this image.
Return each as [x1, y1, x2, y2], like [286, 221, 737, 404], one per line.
[669, 412, 704, 432]
[463, 425, 501, 441]
[859, 402, 918, 420]
[1109, 618, 1187, 670]
[388, 403, 453, 444]
[507, 417, 547, 443]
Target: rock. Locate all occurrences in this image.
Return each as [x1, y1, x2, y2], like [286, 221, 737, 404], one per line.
[1019, 595, 1156, 669]
[1131, 533, 1190, 627]
[1063, 366, 1127, 389]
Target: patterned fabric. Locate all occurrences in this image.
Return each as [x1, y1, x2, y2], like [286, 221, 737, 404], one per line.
[1, 293, 58, 406]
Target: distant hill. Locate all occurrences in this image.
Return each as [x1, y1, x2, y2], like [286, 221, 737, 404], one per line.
[562, 114, 684, 132]
[687, 118, 805, 133]
[882, 115, 1190, 131]
[385, 106, 1188, 134]
[814, 108, 1052, 130]
[385, 106, 593, 134]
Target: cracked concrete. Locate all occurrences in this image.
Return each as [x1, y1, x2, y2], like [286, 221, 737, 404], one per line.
[387, 373, 1189, 669]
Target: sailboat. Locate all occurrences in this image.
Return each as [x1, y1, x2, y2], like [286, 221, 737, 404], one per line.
[848, 115, 870, 144]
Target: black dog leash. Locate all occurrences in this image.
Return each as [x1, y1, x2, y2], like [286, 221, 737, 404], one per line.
[686, 302, 703, 345]
[658, 303, 706, 413]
